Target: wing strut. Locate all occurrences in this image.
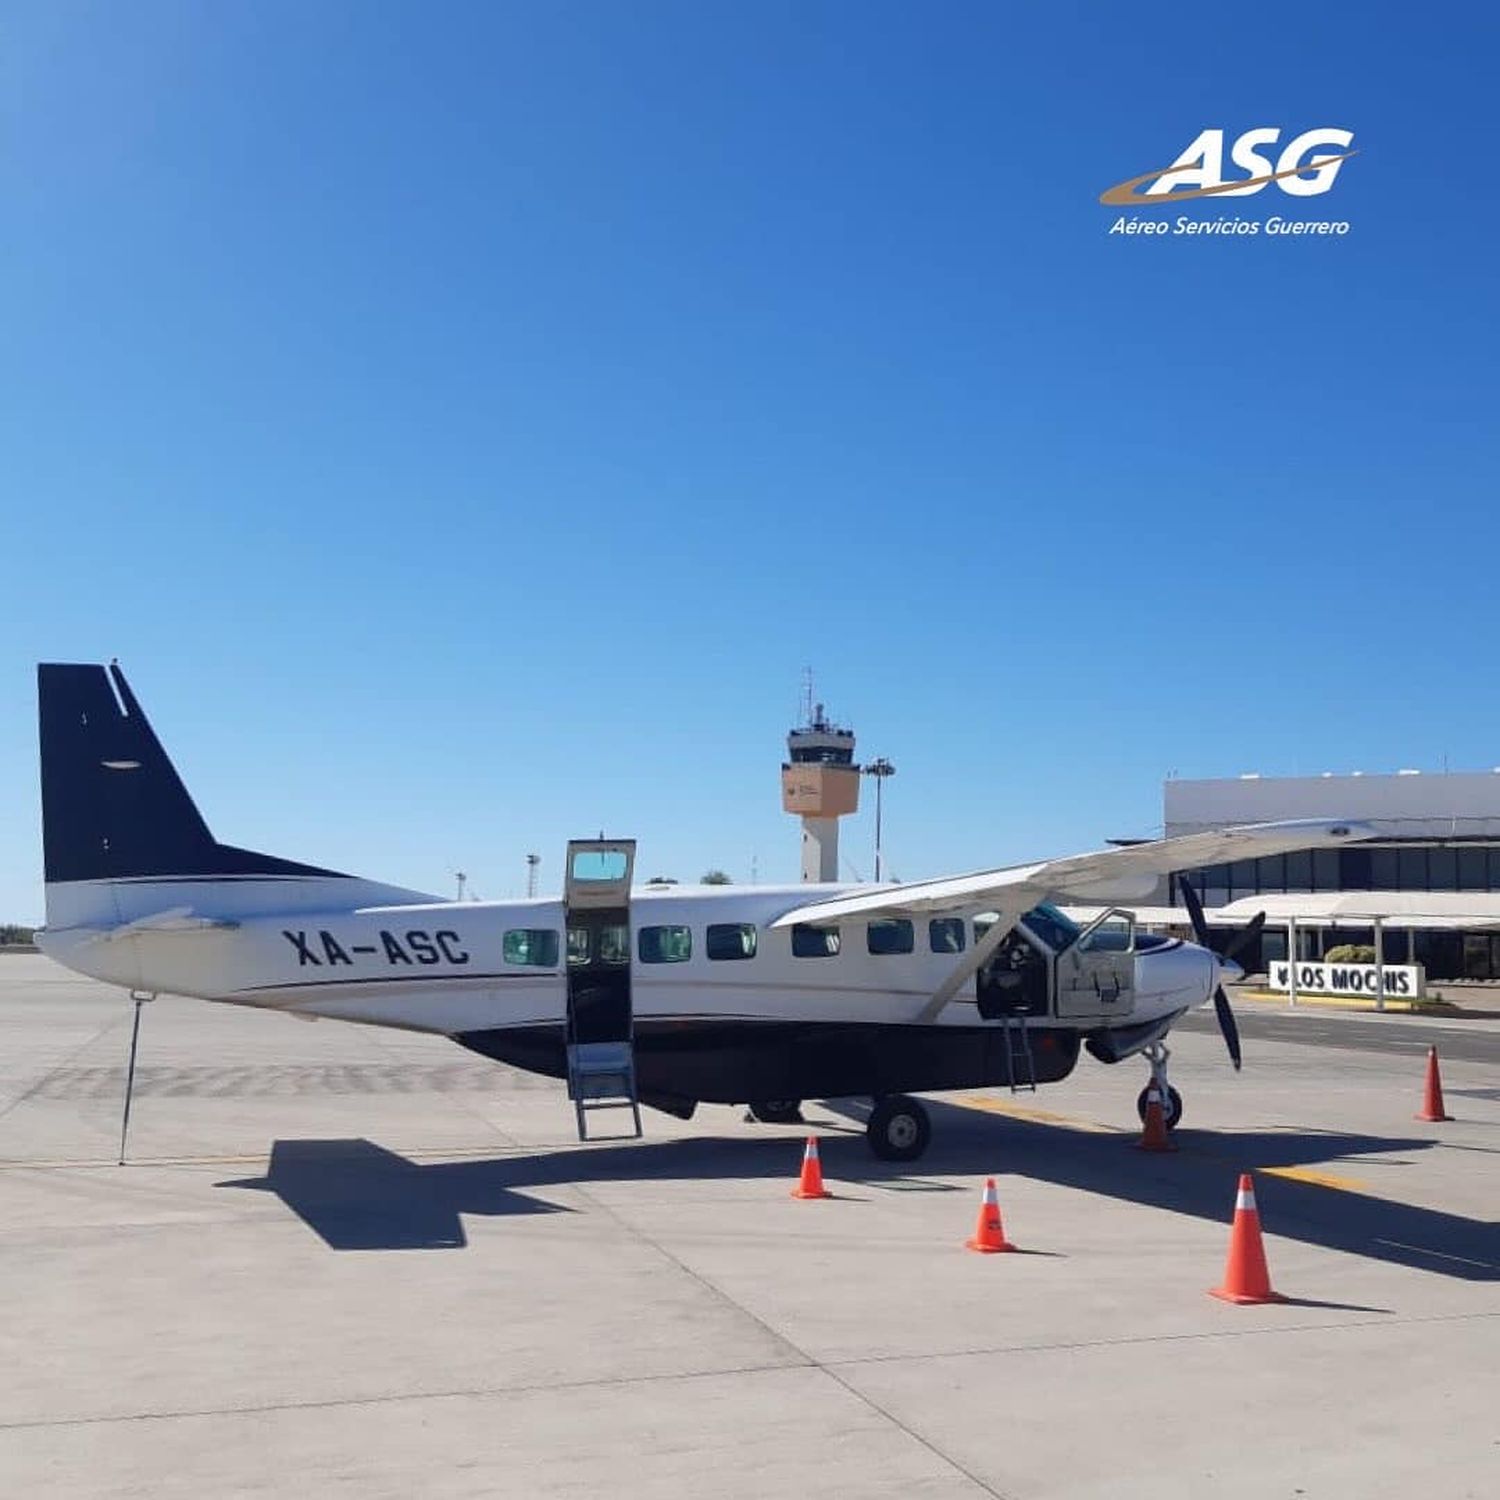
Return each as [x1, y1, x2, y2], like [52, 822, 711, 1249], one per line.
[915, 910, 1023, 1023]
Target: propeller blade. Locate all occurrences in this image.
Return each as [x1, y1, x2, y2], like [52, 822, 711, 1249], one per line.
[1222, 911, 1267, 967]
[1176, 875, 1211, 948]
[1213, 984, 1243, 1072]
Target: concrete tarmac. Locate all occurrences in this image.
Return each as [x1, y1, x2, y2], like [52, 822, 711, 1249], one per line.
[1, 955, 1496, 1498]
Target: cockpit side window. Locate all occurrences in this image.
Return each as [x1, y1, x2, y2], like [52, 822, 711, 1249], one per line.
[1019, 902, 1080, 954]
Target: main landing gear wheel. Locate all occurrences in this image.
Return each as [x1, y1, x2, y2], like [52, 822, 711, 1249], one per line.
[866, 1094, 932, 1162]
[1136, 1083, 1184, 1131]
[748, 1099, 805, 1125]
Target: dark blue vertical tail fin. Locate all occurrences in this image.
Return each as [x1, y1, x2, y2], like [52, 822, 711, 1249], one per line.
[38, 663, 343, 884]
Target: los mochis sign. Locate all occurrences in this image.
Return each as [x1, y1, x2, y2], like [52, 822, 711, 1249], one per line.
[1267, 961, 1425, 999]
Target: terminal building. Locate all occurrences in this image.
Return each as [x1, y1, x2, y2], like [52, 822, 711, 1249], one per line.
[1160, 769, 1500, 980]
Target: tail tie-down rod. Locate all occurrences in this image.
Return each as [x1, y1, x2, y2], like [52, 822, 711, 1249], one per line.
[118, 991, 153, 1165]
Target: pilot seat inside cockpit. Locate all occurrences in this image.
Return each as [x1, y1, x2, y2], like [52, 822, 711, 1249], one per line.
[976, 928, 1050, 1019]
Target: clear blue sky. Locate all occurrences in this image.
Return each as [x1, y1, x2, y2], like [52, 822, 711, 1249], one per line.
[4, 2, 1497, 921]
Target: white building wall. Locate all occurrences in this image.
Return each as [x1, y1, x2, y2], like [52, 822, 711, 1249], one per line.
[1165, 771, 1500, 840]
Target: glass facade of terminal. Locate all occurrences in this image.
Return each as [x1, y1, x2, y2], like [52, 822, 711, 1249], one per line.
[1173, 842, 1500, 980]
[1176, 844, 1500, 905]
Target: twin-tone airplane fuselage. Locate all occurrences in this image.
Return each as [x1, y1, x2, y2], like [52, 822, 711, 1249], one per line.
[40, 877, 1222, 1039]
[34, 662, 1369, 1159]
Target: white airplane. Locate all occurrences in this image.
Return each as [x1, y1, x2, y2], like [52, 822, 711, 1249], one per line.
[35, 663, 1369, 1161]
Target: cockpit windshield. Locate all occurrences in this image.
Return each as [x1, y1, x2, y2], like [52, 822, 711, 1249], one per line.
[1019, 902, 1080, 953]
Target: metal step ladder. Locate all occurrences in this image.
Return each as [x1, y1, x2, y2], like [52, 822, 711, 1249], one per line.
[1001, 1014, 1037, 1093]
[566, 1040, 643, 1141]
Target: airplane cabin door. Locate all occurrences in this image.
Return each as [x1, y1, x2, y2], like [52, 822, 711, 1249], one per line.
[562, 840, 641, 1139]
[564, 840, 636, 1045]
[1055, 909, 1137, 1020]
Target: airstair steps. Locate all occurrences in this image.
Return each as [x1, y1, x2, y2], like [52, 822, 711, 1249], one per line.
[566, 1040, 643, 1141]
[1002, 1015, 1037, 1093]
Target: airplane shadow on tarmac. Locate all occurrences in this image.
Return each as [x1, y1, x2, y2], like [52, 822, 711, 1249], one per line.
[218, 1098, 1498, 1277]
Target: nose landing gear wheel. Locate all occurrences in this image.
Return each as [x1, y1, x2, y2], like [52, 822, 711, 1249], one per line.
[866, 1094, 931, 1161]
[1136, 1083, 1184, 1131]
[747, 1099, 805, 1125]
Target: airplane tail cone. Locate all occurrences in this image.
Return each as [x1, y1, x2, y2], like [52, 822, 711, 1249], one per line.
[1136, 1085, 1176, 1153]
[1210, 1173, 1286, 1305]
[964, 1177, 1016, 1253]
[1416, 1046, 1453, 1122]
[790, 1136, 832, 1199]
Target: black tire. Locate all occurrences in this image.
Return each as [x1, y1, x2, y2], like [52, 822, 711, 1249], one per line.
[748, 1099, 805, 1125]
[1136, 1083, 1184, 1131]
[866, 1094, 932, 1162]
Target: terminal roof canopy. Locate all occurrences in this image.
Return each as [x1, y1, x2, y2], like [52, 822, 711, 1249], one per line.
[1207, 892, 1500, 929]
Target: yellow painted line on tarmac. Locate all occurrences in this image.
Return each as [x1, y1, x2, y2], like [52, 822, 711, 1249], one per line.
[955, 1095, 1119, 1134]
[1258, 1164, 1369, 1192]
[951, 1104, 1377, 1190]
[1235, 989, 1433, 1014]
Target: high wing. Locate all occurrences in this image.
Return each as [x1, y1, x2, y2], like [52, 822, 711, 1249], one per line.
[769, 819, 1372, 929]
[768, 819, 1371, 1023]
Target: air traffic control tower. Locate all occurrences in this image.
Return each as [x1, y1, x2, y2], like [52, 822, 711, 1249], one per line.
[781, 699, 860, 882]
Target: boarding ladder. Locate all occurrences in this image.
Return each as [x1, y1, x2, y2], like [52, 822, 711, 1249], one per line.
[1001, 1013, 1037, 1094]
[566, 1040, 643, 1142]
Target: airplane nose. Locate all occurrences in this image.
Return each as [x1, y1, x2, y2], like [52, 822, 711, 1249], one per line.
[1219, 956, 1244, 985]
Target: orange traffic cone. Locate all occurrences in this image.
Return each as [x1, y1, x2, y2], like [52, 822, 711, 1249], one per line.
[1136, 1084, 1176, 1153]
[790, 1135, 832, 1199]
[1415, 1046, 1453, 1122]
[1210, 1173, 1286, 1305]
[964, 1177, 1016, 1253]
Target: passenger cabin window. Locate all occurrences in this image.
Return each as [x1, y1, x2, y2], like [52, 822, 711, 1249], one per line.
[706, 923, 757, 961]
[567, 925, 630, 966]
[929, 918, 965, 953]
[639, 925, 692, 964]
[792, 923, 840, 958]
[503, 928, 560, 967]
[867, 918, 914, 955]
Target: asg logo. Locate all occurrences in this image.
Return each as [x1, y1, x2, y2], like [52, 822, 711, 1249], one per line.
[1100, 128, 1357, 206]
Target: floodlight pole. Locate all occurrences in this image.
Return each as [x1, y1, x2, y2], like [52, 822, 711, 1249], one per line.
[863, 757, 896, 882]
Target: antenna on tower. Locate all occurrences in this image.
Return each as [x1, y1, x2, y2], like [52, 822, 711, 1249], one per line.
[800, 666, 814, 726]
[525, 852, 541, 899]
